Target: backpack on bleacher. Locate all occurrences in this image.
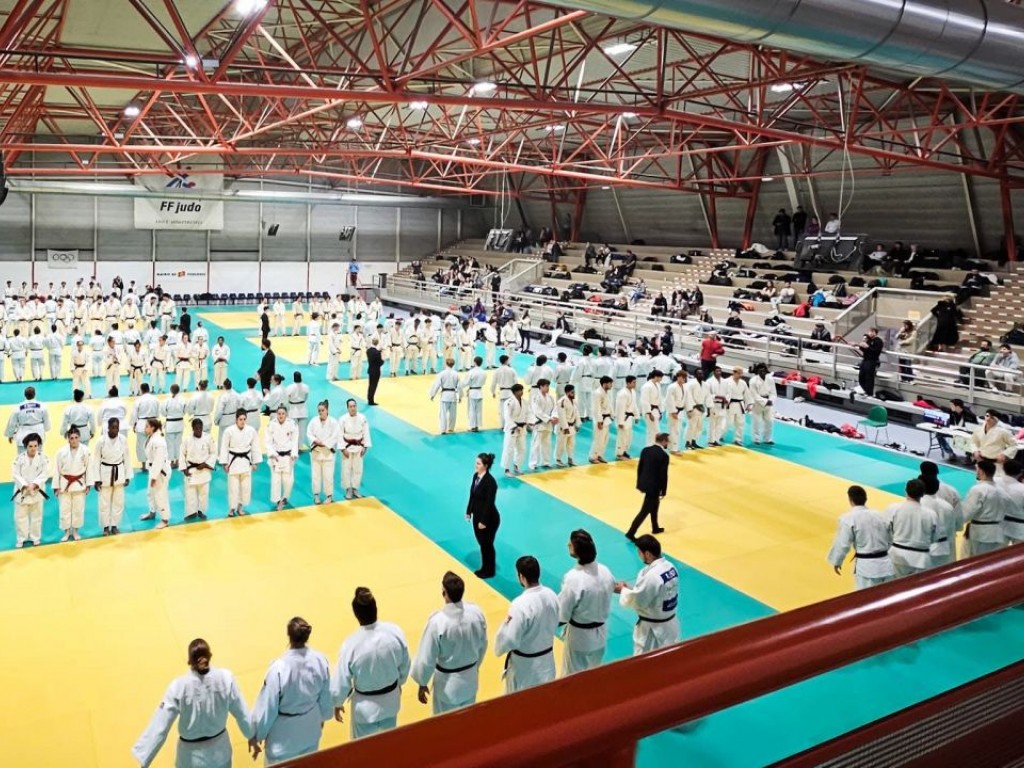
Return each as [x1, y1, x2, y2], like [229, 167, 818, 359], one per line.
[1001, 325, 1024, 346]
[670, 254, 692, 264]
[827, 275, 846, 285]
[748, 280, 767, 290]
[736, 268, 757, 278]
[707, 274, 733, 287]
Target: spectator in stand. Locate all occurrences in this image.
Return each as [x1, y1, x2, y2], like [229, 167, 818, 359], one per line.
[700, 332, 725, 377]
[937, 398, 978, 462]
[896, 320, 917, 382]
[756, 280, 777, 303]
[694, 309, 715, 334]
[629, 279, 647, 305]
[855, 327, 884, 396]
[792, 206, 808, 242]
[725, 310, 744, 330]
[772, 208, 792, 250]
[808, 317, 832, 350]
[687, 287, 704, 313]
[773, 280, 797, 306]
[895, 243, 920, 277]
[987, 343, 1021, 392]
[823, 213, 841, 235]
[929, 296, 961, 351]
[962, 270, 989, 298]
[863, 243, 889, 274]
[959, 339, 996, 387]
[583, 242, 597, 268]
[651, 292, 668, 316]
[624, 250, 638, 277]
[805, 216, 821, 238]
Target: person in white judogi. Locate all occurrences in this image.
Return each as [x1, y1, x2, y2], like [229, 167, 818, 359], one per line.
[528, 379, 558, 470]
[140, 418, 171, 529]
[665, 370, 688, 454]
[615, 534, 681, 655]
[558, 530, 615, 675]
[827, 485, 894, 589]
[456, 321, 474, 372]
[554, 385, 580, 467]
[339, 399, 372, 500]
[920, 474, 960, 568]
[285, 373, 311, 449]
[499, 318, 518, 352]
[53, 425, 91, 542]
[89, 417, 133, 536]
[553, 353, 573, 397]
[723, 367, 753, 446]
[175, 335, 194, 391]
[266, 407, 299, 511]
[27, 327, 46, 381]
[132, 638, 252, 768]
[494, 555, 559, 693]
[961, 458, 1012, 557]
[159, 384, 185, 465]
[127, 340, 146, 396]
[349, 324, 366, 380]
[330, 587, 410, 740]
[412, 572, 488, 715]
[219, 410, 263, 517]
[386, 320, 403, 376]
[249, 617, 333, 766]
[71, 339, 90, 396]
[996, 459, 1024, 546]
[612, 350, 633, 396]
[103, 336, 123, 391]
[240, 378, 264, 435]
[291, 299, 305, 337]
[211, 336, 230, 389]
[885, 478, 940, 578]
[502, 385, 529, 475]
[307, 400, 340, 504]
[524, 354, 555, 389]
[589, 377, 615, 464]
[272, 299, 287, 337]
[180, 418, 217, 522]
[12, 433, 50, 548]
[483, 321, 498, 369]
[8, 328, 27, 381]
[5, 386, 51, 452]
[490, 355, 517, 429]
[639, 371, 664, 447]
[571, 347, 595, 421]
[213, 379, 242, 452]
[614, 376, 639, 460]
[403, 319, 422, 375]
[306, 313, 322, 366]
[749, 364, 777, 445]
[705, 367, 728, 446]
[326, 323, 344, 382]
[130, 383, 161, 468]
[683, 369, 709, 449]
[461, 356, 487, 432]
[429, 358, 460, 434]
[151, 336, 170, 394]
[46, 324, 64, 380]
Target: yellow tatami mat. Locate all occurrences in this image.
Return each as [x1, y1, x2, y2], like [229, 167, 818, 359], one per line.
[0, 499, 518, 768]
[246, 334, 352, 366]
[0, 344, 81, 381]
[523, 448, 905, 611]
[333, 370, 503, 434]
[197, 311, 260, 330]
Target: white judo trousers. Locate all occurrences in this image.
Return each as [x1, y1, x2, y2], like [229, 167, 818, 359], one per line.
[59, 490, 86, 531]
[311, 447, 336, 498]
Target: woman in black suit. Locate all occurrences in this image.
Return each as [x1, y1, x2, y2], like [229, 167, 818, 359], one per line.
[466, 452, 500, 579]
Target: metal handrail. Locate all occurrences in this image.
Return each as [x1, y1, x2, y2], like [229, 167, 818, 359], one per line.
[282, 547, 1024, 768]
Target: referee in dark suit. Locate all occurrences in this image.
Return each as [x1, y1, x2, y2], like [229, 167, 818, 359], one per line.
[626, 432, 670, 540]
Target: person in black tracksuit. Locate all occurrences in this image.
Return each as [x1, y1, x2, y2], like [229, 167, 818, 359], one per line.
[857, 328, 885, 396]
[466, 452, 500, 579]
[365, 340, 383, 405]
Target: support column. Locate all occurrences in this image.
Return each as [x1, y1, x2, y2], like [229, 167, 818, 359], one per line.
[610, 186, 631, 243]
[1001, 177, 1017, 263]
[436, 208, 442, 251]
[257, 198, 264, 293]
[305, 199, 312, 293]
[775, 146, 800, 211]
[741, 151, 769, 249]
[29, 192, 35, 284]
[395, 207, 402, 264]
[93, 194, 99, 275]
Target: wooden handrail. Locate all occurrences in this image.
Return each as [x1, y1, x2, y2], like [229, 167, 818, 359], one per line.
[282, 546, 1024, 768]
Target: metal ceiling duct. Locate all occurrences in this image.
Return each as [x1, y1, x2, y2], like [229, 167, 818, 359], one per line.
[561, 0, 1024, 93]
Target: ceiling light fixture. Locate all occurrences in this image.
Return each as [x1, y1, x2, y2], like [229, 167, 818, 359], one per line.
[184, 54, 199, 69]
[770, 82, 806, 94]
[761, 176, 775, 182]
[408, 100, 429, 110]
[470, 81, 497, 96]
[346, 117, 363, 129]
[466, 138, 481, 145]
[602, 42, 637, 56]
[234, 0, 267, 15]
[123, 105, 141, 117]
[545, 124, 565, 133]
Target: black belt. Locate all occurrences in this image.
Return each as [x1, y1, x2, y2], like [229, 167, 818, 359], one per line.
[1006, 516, 1024, 524]
[276, 450, 293, 457]
[12, 485, 50, 501]
[180, 729, 225, 744]
[436, 661, 476, 674]
[855, 551, 888, 559]
[500, 387, 511, 391]
[638, 614, 675, 624]
[166, 417, 183, 422]
[227, 450, 251, 469]
[729, 399, 744, 403]
[624, 412, 635, 418]
[569, 620, 605, 629]
[968, 520, 1000, 525]
[131, 366, 143, 372]
[187, 461, 211, 471]
[442, 388, 455, 392]
[892, 543, 930, 553]
[101, 460, 123, 485]
[279, 706, 315, 718]
[246, 409, 258, 414]
[469, 386, 482, 390]
[288, 400, 307, 405]
[355, 680, 399, 696]
[73, 364, 85, 369]
[512, 647, 553, 658]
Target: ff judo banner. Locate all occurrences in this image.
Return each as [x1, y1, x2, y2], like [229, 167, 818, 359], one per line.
[46, 249, 80, 269]
[134, 169, 224, 231]
[155, 265, 208, 295]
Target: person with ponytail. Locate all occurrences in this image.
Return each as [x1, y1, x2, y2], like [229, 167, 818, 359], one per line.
[466, 452, 500, 578]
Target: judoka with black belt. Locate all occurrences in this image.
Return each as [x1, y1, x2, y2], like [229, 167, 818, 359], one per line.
[89, 417, 132, 536]
[705, 367, 728, 446]
[285, 372, 311, 450]
[330, 587, 410, 739]
[615, 534, 681, 655]
[12, 433, 50, 548]
[639, 370, 664, 446]
[213, 379, 242, 452]
[27, 326, 46, 380]
[104, 335, 122, 391]
[996, 458, 1024, 545]
[723, 366, 753, 446]
[266, 406, 299, 511]
[240, 378, 264, 435]
[827, 485, 894, 589]
[749, 364, 777, 445]
[961, 459, 1012, 557]
[127, 340, 146, 396]
[920, 474, 960, 568]
[211, 336, 230, 389]
[429, 358, 460, 434]
[614, 376, 638, 460]
[589, 376, 614, 464]
[490, 354, 517, 429]
[528, 378, 558, 470]
[886, 478, 940, 578]
[54, 425, 91, 541]
[665, 370, 687, 454]
[130, 383, 161, 468]
[71, 339, 90, 396]
[5, 386, 52, 453]
[339, 398, 372, 500]
[412, 572, 488, 714]
[572, 346, 595, 421]
[494, 555, 559, 692]
[307, 400, 340, 504]
[186, 379, 214, 435]
[60, 389, 95, 445]
[219, 409, 263, 517]
[161, 384, 187, 467]
[501, 384, 529, 476]
[558, 530, 615, 675]
[180, 418, 216, 522]
[553, 384, 580, 467]
[140, 418, 171, 529]
[46, 324, 63, 380]
[683, 369, 708, 450]
[132, 638, 252, 768]
[461, 356, 487, 432]
[249, 617, 333, 766]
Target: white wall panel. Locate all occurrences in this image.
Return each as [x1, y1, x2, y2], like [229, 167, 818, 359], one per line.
[210, 200, 259, 258]
[357, 207, 397, 262]
[97, 197, 149, 260]
[95, 261, 154, 292]
[441, 209, 459, 245]
[311, 203, 355, 261]
[0, 261, 33, 285]
[35, 194, 94, 252]
[0, 191, 31, 260]
[261, 201, 308, 262]
[259, 261, 311, 293]
[155, 230, 206, 261]
[399, 207, 437, 261]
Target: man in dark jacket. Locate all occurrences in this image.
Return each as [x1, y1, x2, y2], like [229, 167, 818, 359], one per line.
[256, 338, 276, 394]
[178, 307, 192, 337]
[626, 433, 670, 540]
[366, 338, 383, 405]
